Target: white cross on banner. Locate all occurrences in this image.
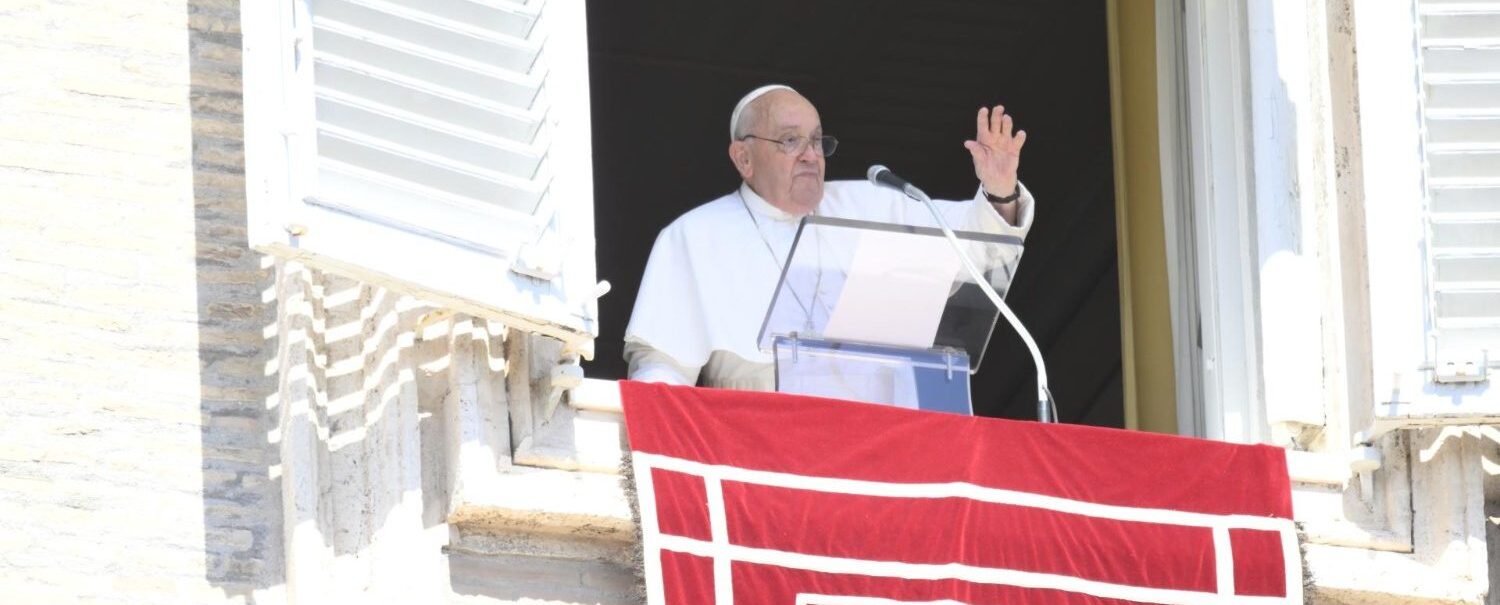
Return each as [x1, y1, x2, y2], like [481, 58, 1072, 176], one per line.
[620, 381, 1302, 605]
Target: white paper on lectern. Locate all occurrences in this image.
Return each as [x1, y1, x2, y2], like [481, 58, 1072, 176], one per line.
[823, 229, 962, 349]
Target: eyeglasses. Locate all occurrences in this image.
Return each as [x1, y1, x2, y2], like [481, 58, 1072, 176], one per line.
[739, 134, 839, 157]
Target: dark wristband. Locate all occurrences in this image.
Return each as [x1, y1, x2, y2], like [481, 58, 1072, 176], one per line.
[984, 186, 1021, 205]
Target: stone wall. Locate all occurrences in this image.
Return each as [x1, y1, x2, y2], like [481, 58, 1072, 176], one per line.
[0, 0, 283, 601]
[0, 0, 636, 603]
[267, 261, 635, 605]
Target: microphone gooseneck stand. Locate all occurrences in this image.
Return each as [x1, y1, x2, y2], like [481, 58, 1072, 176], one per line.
[868, 166, 1055, 423]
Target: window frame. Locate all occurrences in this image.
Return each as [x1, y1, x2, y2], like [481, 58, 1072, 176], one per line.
[1169, 0, 1267, 443]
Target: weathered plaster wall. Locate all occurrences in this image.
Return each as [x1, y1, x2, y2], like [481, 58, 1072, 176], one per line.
[1296, 428, 1496, 604]
[0, 0, 283, 601]
[0, 0, 635, 602]
[270, 262, 636, 604]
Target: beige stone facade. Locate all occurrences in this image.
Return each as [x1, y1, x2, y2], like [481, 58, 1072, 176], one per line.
[0, 1, 632, 602]
[1, 0, 282, 601]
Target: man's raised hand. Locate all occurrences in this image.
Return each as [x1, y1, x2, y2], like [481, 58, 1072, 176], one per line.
[963, 105, 1027, 199]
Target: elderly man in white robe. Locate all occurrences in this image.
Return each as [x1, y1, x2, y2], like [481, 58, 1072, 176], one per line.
[624, 84, 1034, 391]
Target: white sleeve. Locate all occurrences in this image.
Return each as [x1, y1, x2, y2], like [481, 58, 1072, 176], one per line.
[889, 180, 1034, 240]
[624, 339, 700, 386]
[961, 181, 1035, 238]
[941, 182, 1033, 295]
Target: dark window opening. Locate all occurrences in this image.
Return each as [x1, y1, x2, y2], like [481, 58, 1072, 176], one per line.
[584, 0, 1122, 426]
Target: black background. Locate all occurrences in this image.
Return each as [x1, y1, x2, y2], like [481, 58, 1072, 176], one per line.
[583, 0, 1123, 425]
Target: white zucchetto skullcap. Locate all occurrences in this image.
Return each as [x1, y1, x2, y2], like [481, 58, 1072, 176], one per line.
[729, 84, 797, 139]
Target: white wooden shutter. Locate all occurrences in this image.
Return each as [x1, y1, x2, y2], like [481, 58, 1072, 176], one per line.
[243, 0, 599, 355]
[1419, 0, 1500, 388]
[1356, 0, 1500, 435]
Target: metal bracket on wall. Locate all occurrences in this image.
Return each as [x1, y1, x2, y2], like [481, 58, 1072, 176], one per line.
[544, 358, 584, 421]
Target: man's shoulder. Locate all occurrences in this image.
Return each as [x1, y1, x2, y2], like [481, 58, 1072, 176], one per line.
[653, 191, 742, 244]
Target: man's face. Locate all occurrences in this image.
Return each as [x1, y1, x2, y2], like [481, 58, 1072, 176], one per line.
[731, 92, 826, 215]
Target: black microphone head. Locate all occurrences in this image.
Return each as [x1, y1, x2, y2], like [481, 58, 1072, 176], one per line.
[867, 164, 912, 194]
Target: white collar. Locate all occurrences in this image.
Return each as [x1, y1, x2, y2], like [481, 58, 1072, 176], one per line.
[739, 183, 808, 223]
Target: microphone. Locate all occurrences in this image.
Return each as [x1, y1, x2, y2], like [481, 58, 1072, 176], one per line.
[866, 163, 1056, 423]
[866, 164, 920, 199]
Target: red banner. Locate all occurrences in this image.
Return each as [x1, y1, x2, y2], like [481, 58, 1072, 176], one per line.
[621, 381, 1300, 605]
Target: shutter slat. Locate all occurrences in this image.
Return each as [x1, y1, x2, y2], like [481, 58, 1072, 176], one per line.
[313, 60, 541, 141]
[318, 126, 547, 213]
[317, 94, 546, 179]
[1434, 280, 1500, 292]
[1429, 211, 1500, 224]
[317, 159, 545, 247]
[1434, 257, 1500, 283]
[379, 0, 541, 39]
[1425, 82, 1500, 117]
[315, 21, 540, 94]
[1426, 117, 1500, 150]
[1422, 47, 1500, 80]
[1431, 246, 1500, 260]
[1418, 0, 1500, 10]
[1428, 150, 1500, 179]
[317, 0, 543, 63]
[1435, 318, 1500, 331]
[322, 158, 544, 216]
[1431, 185, 1500, 212]
[1420, 13, 1500, 44]
[1430, 221, 1500, 248]
[1436, 292, 1500, 321]
[314, 35, 542, 110]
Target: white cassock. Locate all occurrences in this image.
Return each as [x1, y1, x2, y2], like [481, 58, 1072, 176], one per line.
[624, 179, 1035, 391]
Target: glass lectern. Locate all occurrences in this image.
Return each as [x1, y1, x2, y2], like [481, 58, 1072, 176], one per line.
[756, 215, 1024, 414]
